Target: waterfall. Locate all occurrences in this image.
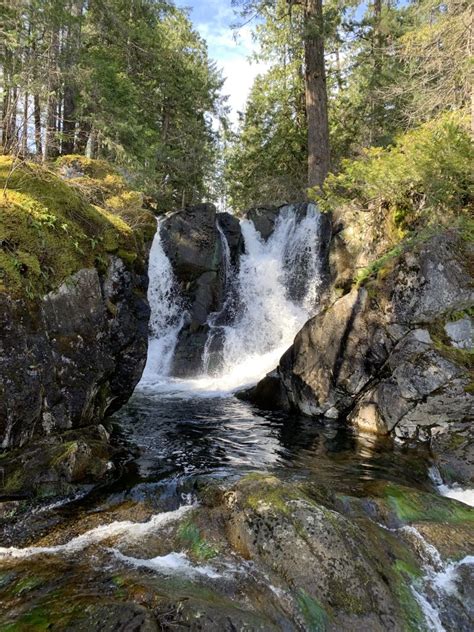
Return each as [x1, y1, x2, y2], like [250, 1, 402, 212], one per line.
[140, 222, 186, 385]
[140, 204, 325, 394]
[216, 204, 324, 388]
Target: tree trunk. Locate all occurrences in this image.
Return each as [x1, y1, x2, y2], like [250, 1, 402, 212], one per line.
[62, 0, 85, 155]
[34, 94, 42, 157]
[304, 0, 330, 190]
[44, 27, 60, 160]
[75, 119, 91, 153]
[22, 92, 28, 155]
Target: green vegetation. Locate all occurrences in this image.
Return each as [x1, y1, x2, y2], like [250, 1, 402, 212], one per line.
[315, 113, 473, 232]
[392, 562, 427, 632]
[0, 156, 155, 299]
[227, 0, 472, 215]
[176, 519, 219, 561]
[1, 0, 223, 209]
[384, 483, 474, 523]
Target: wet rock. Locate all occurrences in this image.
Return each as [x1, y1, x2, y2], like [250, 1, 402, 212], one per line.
[236, 371, 290, 411]
[430, 422, 474, 485]
[278, 287, 392, 417]
[245, 206, 280, 241]
[216, 211, 243, 267]
[252, 231, 473, 450]
[0, 425, 118, 504]
[0, 256, 150, 450]
[160, 204, 225, 376]
[209, 475, 430, 631]
[67, 602, 159, 632]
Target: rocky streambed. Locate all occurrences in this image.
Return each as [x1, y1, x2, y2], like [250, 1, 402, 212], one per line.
[0, 394, 472, 631]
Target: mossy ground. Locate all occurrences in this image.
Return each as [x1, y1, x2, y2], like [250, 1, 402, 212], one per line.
[0, 155, 155, 299]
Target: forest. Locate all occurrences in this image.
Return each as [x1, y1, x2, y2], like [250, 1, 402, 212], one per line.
[2, 0, 472, 215]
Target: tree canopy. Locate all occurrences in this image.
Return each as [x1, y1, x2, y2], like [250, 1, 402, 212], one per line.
[1, 0, 225, 210]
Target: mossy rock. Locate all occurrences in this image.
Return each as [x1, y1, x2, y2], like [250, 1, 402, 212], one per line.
[382, 483, 474, 524]
[0, 156, 155, 300]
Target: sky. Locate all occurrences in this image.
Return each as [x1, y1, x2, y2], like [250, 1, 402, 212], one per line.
[175, 0, 268, 124]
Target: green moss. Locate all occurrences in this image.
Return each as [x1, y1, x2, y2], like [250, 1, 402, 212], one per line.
[177, 520, 219, 561]
[10, 575, 43, 597]
[245, 483, 303, 515]
[355, 243, 404, 286]
[2, 469, 24, 493]
[0, 155, 154, 300]
[296, 590, 329, 632]
[1, 606, 52, 631]
[384, 483, 474, 523]
[393, 559, 423, 580]
[49, 441, 78, 468]
[55, 154, 120, 180]
[427, 318, 474, 374]
[392, 574, 426, 632]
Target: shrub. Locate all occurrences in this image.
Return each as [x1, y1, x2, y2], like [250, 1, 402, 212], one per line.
[313, 112, 473, 234]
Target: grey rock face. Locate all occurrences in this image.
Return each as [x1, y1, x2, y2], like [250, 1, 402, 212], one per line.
[160, 203, 229, 376]
[250, 232, 473, 453]
[217, 211, 243, 267]
[245, 205, 279, 240]
[0, 257, 150, 449]
[445, 317, 473, 350]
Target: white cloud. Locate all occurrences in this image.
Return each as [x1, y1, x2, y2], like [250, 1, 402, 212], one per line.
[197, 22, 268, 124]
[176, 1, 268, 126]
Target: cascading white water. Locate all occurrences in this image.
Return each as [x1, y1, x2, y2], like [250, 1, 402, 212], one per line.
[401, 526, 474, 631]
[140, 222, 186, 384]
[215, 204, 324, 389]
[140, 204, 325, 394]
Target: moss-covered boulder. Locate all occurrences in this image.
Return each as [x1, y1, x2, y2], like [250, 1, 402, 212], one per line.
[0, 156, 155, 453]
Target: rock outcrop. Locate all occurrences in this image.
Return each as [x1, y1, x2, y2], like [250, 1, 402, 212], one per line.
[0, 256, 150, 450]
[0, 156, 155, 484]
[248, 230, 474, 456]
[245, 205, 280, 241]
[160, 203, 231, 376]
[217, 211, 244, 268]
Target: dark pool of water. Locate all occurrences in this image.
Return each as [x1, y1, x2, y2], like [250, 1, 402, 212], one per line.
[110, 390, 434, 499]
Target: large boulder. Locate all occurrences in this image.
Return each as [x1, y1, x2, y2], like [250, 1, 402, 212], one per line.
[216, 211, 243, 268]
[0, 256, 150, 450]
[245, 205, 279, 241]
[161, 204, 227, 376]
[249, 231, 474, 455]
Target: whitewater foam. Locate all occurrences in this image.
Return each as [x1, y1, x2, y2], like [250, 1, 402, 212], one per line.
[0, 505, 194, 560]
[110, 549, 221, 579]
[429, 466, 474, 507]
[140, 222, 186, 382]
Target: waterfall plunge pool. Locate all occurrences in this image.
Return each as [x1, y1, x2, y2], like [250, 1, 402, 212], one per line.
[0, 207, 472, 631]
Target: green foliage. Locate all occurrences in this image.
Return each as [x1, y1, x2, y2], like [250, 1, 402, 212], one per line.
[314, 113, 473, 230]
[1, 0, 224, 210]
[225, 63, 307, 212]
